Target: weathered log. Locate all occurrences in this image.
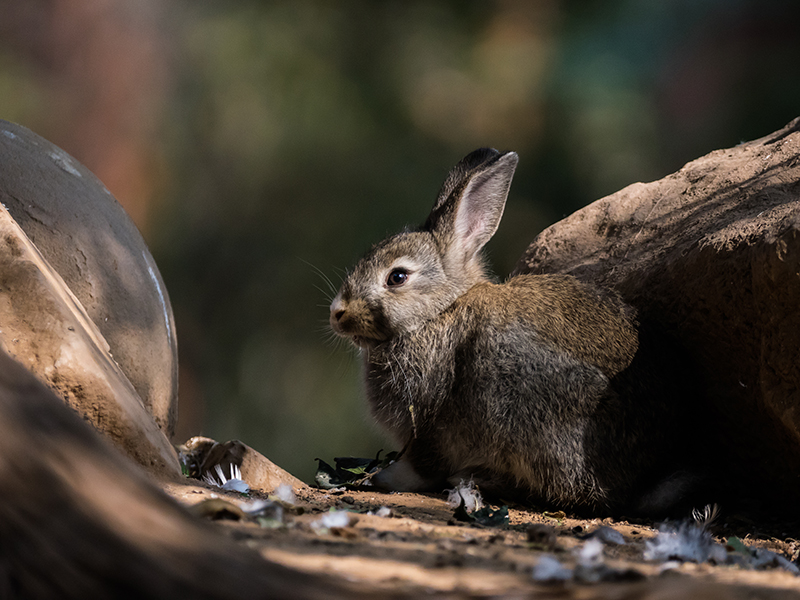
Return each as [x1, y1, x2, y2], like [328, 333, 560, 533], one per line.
[515, 117, 800, 503]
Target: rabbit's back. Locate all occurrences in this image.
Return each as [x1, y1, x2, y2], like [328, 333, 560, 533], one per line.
[474, 274, 639, 376]
[365, 274, 671, 510]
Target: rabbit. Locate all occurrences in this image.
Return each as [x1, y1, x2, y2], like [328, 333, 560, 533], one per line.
[329, 148, 707, 515]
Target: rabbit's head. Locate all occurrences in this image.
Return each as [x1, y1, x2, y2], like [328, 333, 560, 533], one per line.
[330, 148, 518, 348]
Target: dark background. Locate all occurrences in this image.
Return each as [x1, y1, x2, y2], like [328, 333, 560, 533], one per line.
[1, 0, 798, 482]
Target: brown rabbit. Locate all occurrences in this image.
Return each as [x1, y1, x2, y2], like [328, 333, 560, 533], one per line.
[330, 148, 705, 515]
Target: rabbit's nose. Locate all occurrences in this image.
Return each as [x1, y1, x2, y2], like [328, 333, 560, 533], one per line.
[330, 296, 346, 322]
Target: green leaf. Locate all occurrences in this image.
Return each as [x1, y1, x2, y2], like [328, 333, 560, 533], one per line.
[313, 450, 402, 489]
[341, 466, 368, 475]
[335, 456, 374, 476]
[725, 536, 754, 556]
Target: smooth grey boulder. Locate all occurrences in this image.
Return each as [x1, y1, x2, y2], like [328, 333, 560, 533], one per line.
[515, 117, 800, 498]
[0, 119, 177, 436]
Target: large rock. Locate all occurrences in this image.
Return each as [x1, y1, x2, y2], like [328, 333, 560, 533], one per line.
[0, 119, 179, 474]
[515, 117, 800, 498]
[0, 119, 178, 435]
[0, 202, 178, 474]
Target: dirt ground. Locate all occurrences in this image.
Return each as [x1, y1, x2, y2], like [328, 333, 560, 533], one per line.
[163, 477, 800, 599]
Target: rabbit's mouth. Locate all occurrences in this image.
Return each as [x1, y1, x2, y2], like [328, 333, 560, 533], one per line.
[330, 319, 379, 348]
[351, 335, 380, 349]
[330, 305, 391, 348]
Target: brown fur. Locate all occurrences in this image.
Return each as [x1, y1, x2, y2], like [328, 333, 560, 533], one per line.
[331, 149, 706, 514]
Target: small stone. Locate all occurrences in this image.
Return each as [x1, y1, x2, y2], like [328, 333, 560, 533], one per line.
[592, 525, 626, 545]
[532, 555, 571, 582]
[526, 523, 557, 549]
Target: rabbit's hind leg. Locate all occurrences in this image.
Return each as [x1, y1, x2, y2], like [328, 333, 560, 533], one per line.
[632, 470, 705, 516]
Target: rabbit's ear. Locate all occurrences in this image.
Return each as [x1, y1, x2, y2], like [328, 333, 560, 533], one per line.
[425, 149, 519, 263]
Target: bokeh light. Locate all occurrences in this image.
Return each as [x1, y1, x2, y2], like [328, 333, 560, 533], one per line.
[1, 0, 797, 481]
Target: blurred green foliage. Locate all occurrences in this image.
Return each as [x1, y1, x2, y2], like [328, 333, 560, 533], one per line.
[0, 0, 798, 482]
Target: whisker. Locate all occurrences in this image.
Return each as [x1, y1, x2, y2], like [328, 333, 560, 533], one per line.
[299, 257, 339, 297]
[312, 284, 334, 303]
[332, 266, 348, 286]
[331, 343, 358, 379]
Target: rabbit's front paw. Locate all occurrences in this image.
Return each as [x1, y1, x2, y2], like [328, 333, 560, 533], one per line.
[370, 457, 436, 492]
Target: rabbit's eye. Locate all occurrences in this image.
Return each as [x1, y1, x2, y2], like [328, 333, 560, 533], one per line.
[386, 269, 409, 287]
